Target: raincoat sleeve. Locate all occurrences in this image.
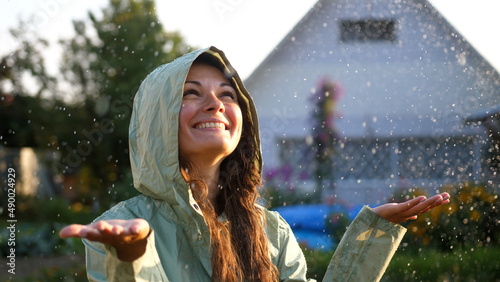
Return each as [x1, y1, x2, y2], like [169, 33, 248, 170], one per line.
[322, 206, 406, 282]
[83, 230, 168, 282]
[275, 214, 310, 281]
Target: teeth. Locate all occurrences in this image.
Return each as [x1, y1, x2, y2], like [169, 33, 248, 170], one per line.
[196, 122, 226, 129]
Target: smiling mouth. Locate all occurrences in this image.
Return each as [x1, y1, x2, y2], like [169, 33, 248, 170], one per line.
[195, 122, 227, 130]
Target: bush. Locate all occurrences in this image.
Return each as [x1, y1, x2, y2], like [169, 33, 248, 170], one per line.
[394, 182, 500, 251]
[1, 194, 99, 224]
[301, 245, 500, 281]
[383, 246, 500, 281]
[325, 209, 351, 244]
[302, 248, 334, 280]
[0, 222, 84, 257]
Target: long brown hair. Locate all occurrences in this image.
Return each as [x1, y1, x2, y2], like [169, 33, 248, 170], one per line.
[179, 56, 278, 281]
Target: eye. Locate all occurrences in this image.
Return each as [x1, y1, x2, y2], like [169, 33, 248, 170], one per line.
[220, 91, 236, 100]
[183, 89, 198, 97]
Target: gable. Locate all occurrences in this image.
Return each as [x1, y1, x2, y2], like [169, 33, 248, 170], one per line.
[245, 0, 500, 143]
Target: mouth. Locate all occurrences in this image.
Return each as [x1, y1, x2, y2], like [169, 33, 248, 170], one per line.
[194, 121, 228, 130]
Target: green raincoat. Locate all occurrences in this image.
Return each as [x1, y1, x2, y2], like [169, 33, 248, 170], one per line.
[83, 46, 406, 281]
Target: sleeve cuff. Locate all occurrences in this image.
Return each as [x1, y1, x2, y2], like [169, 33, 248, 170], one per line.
[104, 230, 166, 281]
[362, 205, 407, 236]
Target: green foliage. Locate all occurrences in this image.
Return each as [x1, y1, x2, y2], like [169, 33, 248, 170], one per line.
[383, 246, 500, 281]
[325, 210, 351, 244]
[2, 0, 192, 211]
[94, 169, 141, 211]
[261, 186, 317, 208]
[2, 255, 86, 282]
[0, 222, 84, 257]
[301, 246, 500, 281]
[52, 0, 192, 206]
[302, 248, 334, 280]
[394, 183, 500, 251]
[36, 264, 87, 282]
[0, 194, 98, 224]
[0, 21, 55, 98]
[0, 22, 76, 149]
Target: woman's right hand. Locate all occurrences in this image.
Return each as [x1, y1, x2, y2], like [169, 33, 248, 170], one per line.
[59, 219, 150, 262]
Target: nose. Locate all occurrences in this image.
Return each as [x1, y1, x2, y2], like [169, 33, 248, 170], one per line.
[203, 92, 225, 113]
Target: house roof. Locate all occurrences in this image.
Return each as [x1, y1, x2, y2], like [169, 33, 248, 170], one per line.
[244, 0, 500, 139]
[465, 104, 500, 122]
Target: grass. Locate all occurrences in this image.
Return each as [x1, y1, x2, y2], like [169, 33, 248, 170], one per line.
[302, 245, 500, 281]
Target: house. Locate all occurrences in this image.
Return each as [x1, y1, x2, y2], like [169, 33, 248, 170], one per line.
[244, 0, 500, 205]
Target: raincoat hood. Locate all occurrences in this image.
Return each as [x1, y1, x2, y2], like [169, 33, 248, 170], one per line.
[129, 46, 261, 205]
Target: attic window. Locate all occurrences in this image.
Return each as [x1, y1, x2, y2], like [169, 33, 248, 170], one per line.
[340, 19, 396, 42]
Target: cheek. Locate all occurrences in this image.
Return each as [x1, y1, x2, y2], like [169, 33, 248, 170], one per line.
[179, 104, 194, 127]
[231, 106, 243, 135]
[178, 105, 193, 140]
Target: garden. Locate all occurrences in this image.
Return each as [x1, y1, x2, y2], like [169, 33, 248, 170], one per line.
[1, 0, 499, 280]
[264, 182, 500, 281]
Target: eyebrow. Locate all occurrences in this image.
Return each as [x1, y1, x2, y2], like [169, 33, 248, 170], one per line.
[185, 81, 234, 88]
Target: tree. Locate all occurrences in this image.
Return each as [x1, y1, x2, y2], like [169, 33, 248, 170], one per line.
[308, 78, 343, 200]
[57, 0, 191, 206]
[0, 21, 66, 148]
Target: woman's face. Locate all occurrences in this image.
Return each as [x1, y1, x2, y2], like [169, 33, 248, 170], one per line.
[178, 63, 243, 164]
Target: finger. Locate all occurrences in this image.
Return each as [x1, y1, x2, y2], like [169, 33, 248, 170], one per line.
[112, 224, 124, 236]
[410, 195, 444, 215]
[94, 220, 115, 234]
[398, 196, 437, 218]
[423, 194, 450, 212]
[386, 196, 425, 220]
[404, 196, 427, 209]
[59, 224, 85, 238]
[79, 225, 107, 240]
[407, 215, 418, 221]
[129, 224, 144, 235]
[393, 196, 426, 217]
[125, 219, 150, 237]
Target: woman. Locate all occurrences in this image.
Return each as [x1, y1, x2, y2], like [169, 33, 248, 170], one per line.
[60, 46, 450, 281]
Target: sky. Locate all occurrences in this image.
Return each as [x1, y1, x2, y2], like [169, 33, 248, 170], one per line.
[1, 0, 499, 80]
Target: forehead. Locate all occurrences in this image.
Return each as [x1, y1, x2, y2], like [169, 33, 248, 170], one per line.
[186, 63, 231, 83]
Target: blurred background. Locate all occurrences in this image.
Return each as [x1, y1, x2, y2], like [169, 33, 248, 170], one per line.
[1, 0, 499, 280]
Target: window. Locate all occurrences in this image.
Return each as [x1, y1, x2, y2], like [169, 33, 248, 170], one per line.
[340, 19, 397, 42]
[276, 136, 477, 181]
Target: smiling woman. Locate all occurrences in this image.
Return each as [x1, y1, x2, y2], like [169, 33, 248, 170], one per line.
[179, 61, 243, 175]
[59, 46, 450, 281]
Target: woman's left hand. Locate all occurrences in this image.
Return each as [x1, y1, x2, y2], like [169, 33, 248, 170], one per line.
[371, 192, 450, 224]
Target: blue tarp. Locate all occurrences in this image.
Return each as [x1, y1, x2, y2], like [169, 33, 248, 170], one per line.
[273, 204, 365, 250]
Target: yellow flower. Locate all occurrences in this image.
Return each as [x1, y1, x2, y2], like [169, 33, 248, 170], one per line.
[470, 210, 482, 221]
